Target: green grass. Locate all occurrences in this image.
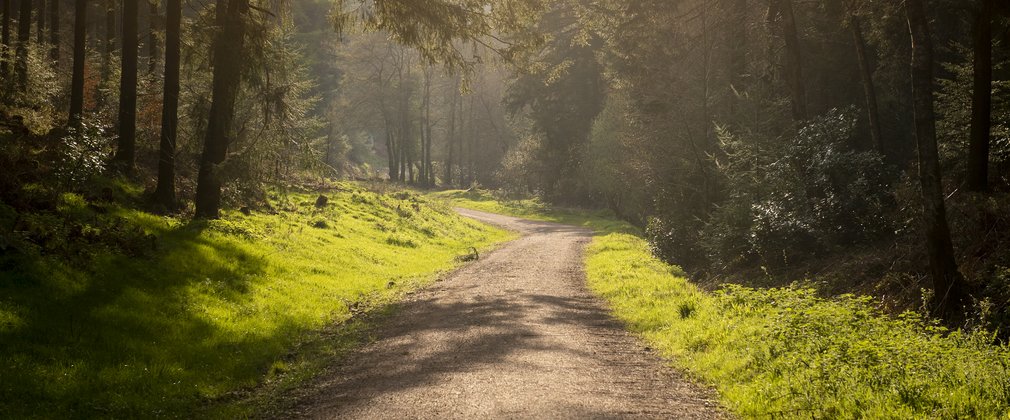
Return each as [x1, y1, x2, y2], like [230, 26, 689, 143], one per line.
[434, 189, 1010, 418]
[0, 183, 512, 418]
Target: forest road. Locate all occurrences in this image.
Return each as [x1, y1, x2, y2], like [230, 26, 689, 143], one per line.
[284, 208, 723, 419]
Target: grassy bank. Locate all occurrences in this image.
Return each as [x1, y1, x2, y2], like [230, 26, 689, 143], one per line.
[0, 183, 510, 418]
[434, 189, 1010, 418]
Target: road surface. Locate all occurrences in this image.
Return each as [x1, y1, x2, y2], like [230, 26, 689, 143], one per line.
[284, 208, 723, 419]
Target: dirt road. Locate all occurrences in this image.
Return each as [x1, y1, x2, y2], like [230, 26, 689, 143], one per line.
[286, 208, 723, 419]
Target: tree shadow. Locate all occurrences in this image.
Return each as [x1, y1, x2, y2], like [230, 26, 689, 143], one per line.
[0, 218, 308, 417]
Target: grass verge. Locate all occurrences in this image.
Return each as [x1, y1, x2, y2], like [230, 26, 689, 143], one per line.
[433, 189, 1010, 418]
[0, 183, 511, 418]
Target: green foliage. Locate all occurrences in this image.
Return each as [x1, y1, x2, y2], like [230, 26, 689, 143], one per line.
[701, 107, 893, 269]
[936, 43, 1010, 181]
[55, 117, 110, 188]
[0, 183, 510, 418]
[589, 230, 1010, 418]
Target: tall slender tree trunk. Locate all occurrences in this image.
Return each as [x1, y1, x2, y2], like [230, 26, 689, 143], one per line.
[729, 0, 747, 86]
[69, 0, 87, 123]
[905, 0, 966, 320]
[15, 0, 30, 92]
[48, 0, 58, 64]
[154, 0, 180, 208]
[424, 75, 433, 186]
[114, 0, 139, 174]
[769, 0, 807, 121]
[848, 13, 884, 154]
[968, 0, 993, 192]
[103, 0, 115, 82]
[147, 0, 158, 73]
[384, 129, 396, 180]
[1, 0, 11, 87]
[195, 0, 249, 219]
[444, 87, 456, 187]
[35, 0, 43, 46]
[466, 95, 474, 184]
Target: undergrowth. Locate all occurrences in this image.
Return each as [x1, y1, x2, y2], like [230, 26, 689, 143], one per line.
[435, 188, 1010, 418]
[0, 182, 510, 418]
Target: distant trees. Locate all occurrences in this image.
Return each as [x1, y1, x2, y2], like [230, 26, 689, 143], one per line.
[15, 0, 29, 91]
[69, 0, 86, 123]
[48, 0, 58, 63]
[481, 0, 1010, 322]
[2, 0, 12, 88]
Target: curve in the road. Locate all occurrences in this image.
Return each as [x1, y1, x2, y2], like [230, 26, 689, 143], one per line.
[284, 208, 723, 419]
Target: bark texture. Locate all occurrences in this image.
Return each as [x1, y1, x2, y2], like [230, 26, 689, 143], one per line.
[195, 0, 250, 219]
[905, 0, 966, 319]
[114, 0, 140, 174]
[154, 0, 181, 208]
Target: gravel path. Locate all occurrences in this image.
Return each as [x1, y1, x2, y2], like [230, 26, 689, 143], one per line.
[286, 208, 723, 419]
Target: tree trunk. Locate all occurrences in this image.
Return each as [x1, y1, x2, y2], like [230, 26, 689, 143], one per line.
[194, 0, 249, 219]
[154, 0, 180, 209]
[69, 0, 86, 123]
[2, 0, 11, 87]
[444, 85, 456, 187]
[147, 0, 158, 73]
[466, 95, 474, 184]
[114, 0, 139, 174]
[729, 0, 747, 86]
[35, 0, 43, 47]
[968, 0, 993, 192]
[15, 0, 30, 91]
[385, 130, 396, 180]
[770, 0, 807, 121]
[905, 0, 966, 319]
[424, 74, 433, 186]
[104, 0, 115, 82]
[849, 13, 884, 154]
[48, 0, 58, 64]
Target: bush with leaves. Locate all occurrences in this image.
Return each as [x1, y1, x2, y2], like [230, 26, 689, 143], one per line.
[702, 107, 894, 269]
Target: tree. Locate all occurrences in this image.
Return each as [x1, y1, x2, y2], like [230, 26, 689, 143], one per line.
[69, 0, 87, 123]
[768, 0, 807, 121]
[114, 0, 140, 174]
[194, 0, 250, 219]
[844, 0, 884, 154]
[34, 0, 43, 46]
[967, 0, 993, 192]
[15, 0, 30, 91]
[49, 0, 58, 64]
[444, 76, 457, 186]
[103, 0, 116, 82]
[153, 0, 180, 208]
[1, 0, 11, 87]
[147, 0, 158, 73]
[905, 0, 966, 319]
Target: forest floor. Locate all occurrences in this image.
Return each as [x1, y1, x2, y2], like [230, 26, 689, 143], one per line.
[279, 208, 722, 419]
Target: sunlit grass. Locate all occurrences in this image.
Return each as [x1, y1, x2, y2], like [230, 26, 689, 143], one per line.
[435, 189, 1010, 418]
[0, 183, 511, 418]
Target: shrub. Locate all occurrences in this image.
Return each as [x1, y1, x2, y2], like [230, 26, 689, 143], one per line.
[701, 107, 894, 269]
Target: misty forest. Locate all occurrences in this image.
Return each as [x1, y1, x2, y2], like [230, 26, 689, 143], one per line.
[2, 0, 1010, 418]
